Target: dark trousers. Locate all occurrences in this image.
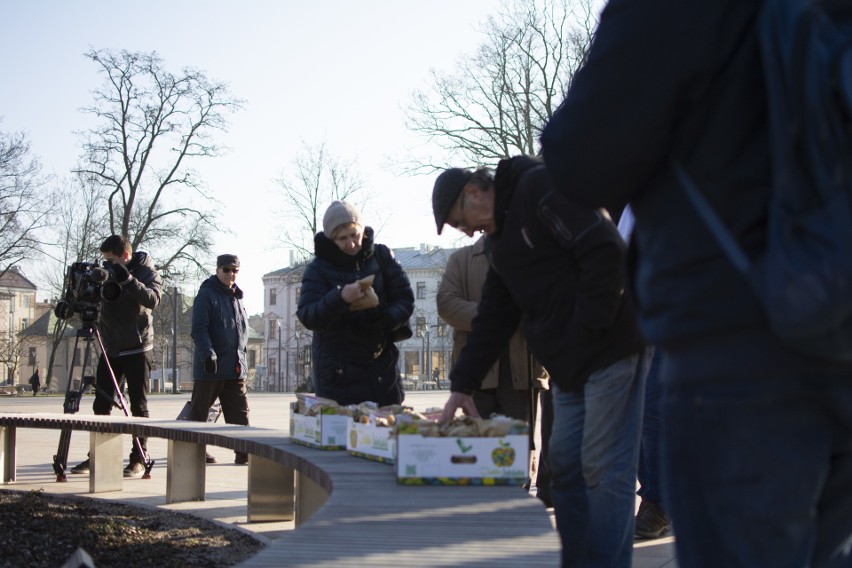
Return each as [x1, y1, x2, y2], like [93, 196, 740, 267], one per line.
[536, 388, 553, 500]
[188, 378, 250, 426]
[92, 352, 150, 462]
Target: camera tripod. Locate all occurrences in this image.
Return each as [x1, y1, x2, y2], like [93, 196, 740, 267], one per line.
[52, 320, 155, 481]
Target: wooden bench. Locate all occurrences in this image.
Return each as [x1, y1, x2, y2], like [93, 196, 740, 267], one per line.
[0, 412, 560, 567]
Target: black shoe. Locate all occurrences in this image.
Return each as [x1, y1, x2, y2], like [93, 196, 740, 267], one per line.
[234, 452, 249, 465]
[70, 459, 90, 474]
[123, 461, 146, 478]
[205, 453, 217, 464]
[635, 499, 671, 539]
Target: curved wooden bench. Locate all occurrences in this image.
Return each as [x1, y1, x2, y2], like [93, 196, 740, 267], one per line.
[0, 413, 560, 567]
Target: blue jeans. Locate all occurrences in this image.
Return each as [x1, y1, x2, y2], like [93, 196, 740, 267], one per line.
[637, 349, 665, 503]
[662, 372, 852, 568]
[550, 349, 650, 567]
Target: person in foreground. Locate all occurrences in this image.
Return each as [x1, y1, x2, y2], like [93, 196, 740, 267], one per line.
[297, 201, 414, 406]
[71, 234, 163, 478]
[432, 160, 649, 567]
[189, 254, 251, 465]
[540, 1, 852, 566]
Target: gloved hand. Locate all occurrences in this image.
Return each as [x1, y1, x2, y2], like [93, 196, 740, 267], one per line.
[204, 358, 217, 375]
[109, 262, 132, 285]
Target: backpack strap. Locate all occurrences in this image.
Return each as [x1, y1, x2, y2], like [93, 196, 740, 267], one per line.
[672, 161, 752, 275]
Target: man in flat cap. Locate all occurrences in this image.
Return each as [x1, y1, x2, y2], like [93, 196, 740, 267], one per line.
[432, 158, 649, 567]
[188, 253, 250, 464]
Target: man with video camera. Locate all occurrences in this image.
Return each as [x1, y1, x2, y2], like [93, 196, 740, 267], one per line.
[71, 234, 163, 478]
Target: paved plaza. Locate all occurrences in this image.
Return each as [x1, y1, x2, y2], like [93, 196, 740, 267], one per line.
[0, 391, 677, 567]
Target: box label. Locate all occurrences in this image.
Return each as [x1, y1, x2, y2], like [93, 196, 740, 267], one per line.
[396, 434, 529, 485]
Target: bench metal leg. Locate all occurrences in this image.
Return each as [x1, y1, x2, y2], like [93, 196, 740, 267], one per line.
[247, 454, 295, 522]
[89, 432, 123, 493]
[295, 472, 328, 526]
[1, 426, 15, 483]
[166, 440, 206, 503]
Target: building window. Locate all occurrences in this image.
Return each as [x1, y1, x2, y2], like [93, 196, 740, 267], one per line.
[269, 320, 277, 340]
[22, 295, 31, 308]
[269, 288, 277, 306]
[415, 317, 426, 337]
[20, 318, 28, 331]
[416, 282, 426, 300]
[248, 349, 257, 369]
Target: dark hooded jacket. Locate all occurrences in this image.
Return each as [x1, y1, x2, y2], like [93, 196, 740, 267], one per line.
[450, 156, 645, 393]
[191, 275, 249, 381]
[540, 0, 852, 381]
[99, 251, 163, 357]
[297, 227, 415, 406]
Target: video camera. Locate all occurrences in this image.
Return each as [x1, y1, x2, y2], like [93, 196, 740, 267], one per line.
[54, 261, 123, 323]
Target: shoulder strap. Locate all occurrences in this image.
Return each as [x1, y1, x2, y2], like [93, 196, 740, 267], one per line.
[672, 161, 753, 275]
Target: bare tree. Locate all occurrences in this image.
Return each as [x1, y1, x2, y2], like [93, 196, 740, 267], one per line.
[0, 124, 52, 276]
[404, 0, 599, 171]
[75, 48, 243, 280]
[37, 174, 106, 389]
[273, 141, 371, 260]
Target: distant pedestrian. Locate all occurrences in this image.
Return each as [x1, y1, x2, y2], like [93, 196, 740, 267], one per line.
[29, 368, 40, 396]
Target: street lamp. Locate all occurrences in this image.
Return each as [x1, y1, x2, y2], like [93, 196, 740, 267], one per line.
[277, 320, 282, 392]
[291, 331, 301, 393]
[420, 327, 431, 383]
[171, 285, 179, 394]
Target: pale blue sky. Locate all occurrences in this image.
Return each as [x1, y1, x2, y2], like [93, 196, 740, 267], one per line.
[0, 0, 513, 313]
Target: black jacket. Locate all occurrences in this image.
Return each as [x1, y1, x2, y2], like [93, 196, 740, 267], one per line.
[297, 227, 415, 405]
[191, 275, 248, 381]
[540, 0, 852, 381]
[450, 156, 645, 393]
[99, 251, 163, 357]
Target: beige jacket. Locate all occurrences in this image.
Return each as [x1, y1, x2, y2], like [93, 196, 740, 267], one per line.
[437, 236, 538, 390]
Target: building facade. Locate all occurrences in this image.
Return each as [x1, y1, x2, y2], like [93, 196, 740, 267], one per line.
[0, 268, 39, 386]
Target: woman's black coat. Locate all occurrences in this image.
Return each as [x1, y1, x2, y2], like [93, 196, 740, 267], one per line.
[297, 227, 414, 406]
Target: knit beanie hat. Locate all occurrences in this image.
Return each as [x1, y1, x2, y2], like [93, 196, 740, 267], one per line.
[322, 201, 362, 237]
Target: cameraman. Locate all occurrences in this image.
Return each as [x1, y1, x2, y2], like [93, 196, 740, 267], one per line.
[71, 234, 163, 478]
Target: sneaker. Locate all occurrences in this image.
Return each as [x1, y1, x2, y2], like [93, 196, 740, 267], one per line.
[70, 459, 90, 474]
[205, 453, 217, 464]
[635, 499, 671, 539]
[234, 452, 249, 465]
[123, 461, 146, 478]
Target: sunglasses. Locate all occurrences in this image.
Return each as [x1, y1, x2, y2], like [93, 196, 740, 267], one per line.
[221, 267, 239, 274]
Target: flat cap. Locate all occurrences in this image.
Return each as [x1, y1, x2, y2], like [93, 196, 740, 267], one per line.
[217, 254, 240, 268]
[432, 168, 473, 235]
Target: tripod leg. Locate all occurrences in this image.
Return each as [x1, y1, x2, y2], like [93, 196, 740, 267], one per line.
[53, 332, 87, 482]
[53, 429, 72, 481]
[91, 327, 155, 479]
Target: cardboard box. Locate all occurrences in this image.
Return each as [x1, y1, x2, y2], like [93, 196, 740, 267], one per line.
[289, 402, 349, 450]
[395, 433, 529, 485]
[346, 418, 396, 464]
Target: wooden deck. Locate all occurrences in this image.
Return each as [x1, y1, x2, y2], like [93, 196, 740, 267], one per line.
[0, 412, 560, 567]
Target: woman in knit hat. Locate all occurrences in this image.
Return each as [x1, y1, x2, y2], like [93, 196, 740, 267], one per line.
[297, 201, 415, 406]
